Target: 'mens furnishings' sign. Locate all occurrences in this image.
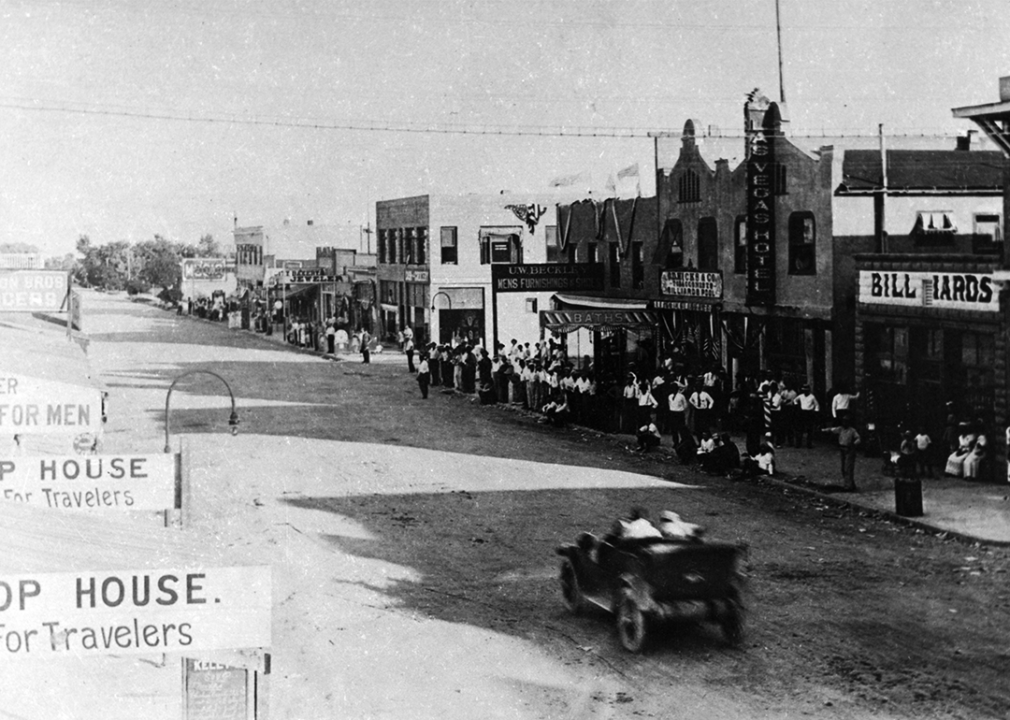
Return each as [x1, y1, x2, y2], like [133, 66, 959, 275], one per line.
[858, 270, 1000, 312]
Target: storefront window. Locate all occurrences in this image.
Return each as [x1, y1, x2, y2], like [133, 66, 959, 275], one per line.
[866, 324, 908, 385]
[962, 332, 995, 387]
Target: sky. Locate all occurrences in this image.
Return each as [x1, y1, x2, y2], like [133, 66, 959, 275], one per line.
[0, 0, 1007, 258]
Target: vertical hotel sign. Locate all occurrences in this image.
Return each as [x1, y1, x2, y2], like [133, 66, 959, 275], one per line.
[746, 119, 775, 305]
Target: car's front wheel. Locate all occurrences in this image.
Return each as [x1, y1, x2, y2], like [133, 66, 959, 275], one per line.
[559, 558, 583, 614]
[616, 592, 648, 653]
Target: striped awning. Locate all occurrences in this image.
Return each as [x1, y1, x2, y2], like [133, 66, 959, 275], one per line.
[539, 309, 659, 331]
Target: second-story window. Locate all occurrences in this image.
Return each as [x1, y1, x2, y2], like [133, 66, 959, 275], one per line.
[440, 227, 457, 265]
[479, 229, 522, 264]
[632, 242, 644, 289]
[697, 217, 718, 271]
[609, 243, 621, 287]
[788, 211, 816, 275]
[416, 227, 427, 265]
[734, 215, 747, 274]
[545, 225, 559, 262]
[587, 242, 598, 264]
[659, 219, 683, 269]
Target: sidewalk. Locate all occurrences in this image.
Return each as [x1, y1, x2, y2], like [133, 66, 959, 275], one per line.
[755, 438, 1010, 546]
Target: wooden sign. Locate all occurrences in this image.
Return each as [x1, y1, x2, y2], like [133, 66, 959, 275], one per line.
[0, 454, 176, 511]
[0, 565, 271, 658]
[0, 373, 102, 435]
[0, 271, 69, 312]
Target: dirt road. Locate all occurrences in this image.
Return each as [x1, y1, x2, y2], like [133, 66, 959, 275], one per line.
[72, 292, 1010, 719]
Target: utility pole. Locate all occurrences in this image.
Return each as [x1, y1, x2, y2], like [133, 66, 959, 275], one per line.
[775, 0, 786, 104]
[361, 223, 374, 254]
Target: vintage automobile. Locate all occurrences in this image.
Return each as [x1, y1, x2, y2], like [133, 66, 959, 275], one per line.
[556, 529, 747, 652]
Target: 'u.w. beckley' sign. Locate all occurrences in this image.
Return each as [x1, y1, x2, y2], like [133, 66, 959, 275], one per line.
[0, 455, 176, 510]
[0, 566, 271, 658]
[0, 374, 102, 434]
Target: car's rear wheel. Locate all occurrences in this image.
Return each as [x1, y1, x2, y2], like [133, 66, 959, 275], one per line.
[559, 558, 583, 614]
[720, 588, 744, 646]
[616, 592, 648, 653]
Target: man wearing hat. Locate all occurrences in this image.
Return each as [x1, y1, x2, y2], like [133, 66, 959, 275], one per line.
[793, 384, 821, 449]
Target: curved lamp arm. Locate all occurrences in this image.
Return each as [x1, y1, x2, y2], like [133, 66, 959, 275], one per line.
[431, 291, 452, 312]
[164, 370, 239, 453]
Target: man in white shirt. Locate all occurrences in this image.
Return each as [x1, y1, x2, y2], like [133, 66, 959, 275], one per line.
[830, 384, 860, 419]
[668, 385, 689, 446]
[794, 385, 821, 448]
[690, 383, 715, 437]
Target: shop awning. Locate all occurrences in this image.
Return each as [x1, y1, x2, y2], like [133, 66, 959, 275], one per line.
[540, 309, 659, 332]
[551, 293, 649, 311]
[278, 284, 318, 301]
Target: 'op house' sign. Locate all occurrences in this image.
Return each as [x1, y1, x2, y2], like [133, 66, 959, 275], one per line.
[858, 270, 1000, 312]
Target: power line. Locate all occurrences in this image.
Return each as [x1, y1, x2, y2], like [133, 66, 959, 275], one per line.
[0, 98, 977, 140]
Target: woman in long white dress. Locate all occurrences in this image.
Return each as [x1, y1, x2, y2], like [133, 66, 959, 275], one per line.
[963, 424, 988, 479]
[945, 423, 976, 477]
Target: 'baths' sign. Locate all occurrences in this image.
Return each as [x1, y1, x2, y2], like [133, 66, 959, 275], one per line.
[858, 270, 999, 312]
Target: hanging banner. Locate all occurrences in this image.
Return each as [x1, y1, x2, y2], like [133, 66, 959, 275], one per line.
[0, 565, 271, 658]
[0, 271, 69, 313]
[0, 374, 102, 435]
[746, 119, 775, 306]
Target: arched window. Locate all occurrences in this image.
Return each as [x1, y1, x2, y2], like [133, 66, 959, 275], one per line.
[678, 170, 700, 203]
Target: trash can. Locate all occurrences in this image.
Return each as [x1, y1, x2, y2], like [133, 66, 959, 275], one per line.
[894, 477, 923, 517]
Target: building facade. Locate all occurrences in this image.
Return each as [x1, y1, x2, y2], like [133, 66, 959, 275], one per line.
[376, 193, 571, 349]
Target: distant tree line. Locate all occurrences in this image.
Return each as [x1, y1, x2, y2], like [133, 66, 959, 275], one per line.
[1, 235, 222, 297]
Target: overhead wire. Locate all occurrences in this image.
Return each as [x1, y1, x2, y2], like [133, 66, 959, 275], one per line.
[0, 97, 978, 140]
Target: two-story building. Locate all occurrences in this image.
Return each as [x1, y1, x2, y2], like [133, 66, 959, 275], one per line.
[376, 193, 576, 349]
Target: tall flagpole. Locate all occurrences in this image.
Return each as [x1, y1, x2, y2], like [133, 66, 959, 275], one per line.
[775, 0, 786, 103]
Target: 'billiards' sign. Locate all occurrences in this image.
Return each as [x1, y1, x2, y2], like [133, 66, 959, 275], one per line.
[858, 270, 1000, 312]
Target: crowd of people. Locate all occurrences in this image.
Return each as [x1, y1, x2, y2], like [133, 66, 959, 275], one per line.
[400, 333, 874, 480]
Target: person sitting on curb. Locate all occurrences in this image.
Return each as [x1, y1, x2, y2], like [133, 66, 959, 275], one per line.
[636, 417, 662, 452]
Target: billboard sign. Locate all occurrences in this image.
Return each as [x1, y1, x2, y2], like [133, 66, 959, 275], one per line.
[0, 565, 271, 658]
[0, 271, 69, 313]
[181, 259, 233, 281]
[0, 454, 176, 511]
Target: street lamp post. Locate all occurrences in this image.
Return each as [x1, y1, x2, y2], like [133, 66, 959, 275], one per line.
[431, 291, 452, 345]
[164, 370, 239, 453]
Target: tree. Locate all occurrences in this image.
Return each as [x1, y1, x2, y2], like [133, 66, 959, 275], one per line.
[0, 242, 39, 253]
[44, 253, 77, 271]
[197, 234, 220, 257]
[134, 235, 181, 291]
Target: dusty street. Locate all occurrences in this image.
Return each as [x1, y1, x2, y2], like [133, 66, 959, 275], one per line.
[30, 291, 1010, 719]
